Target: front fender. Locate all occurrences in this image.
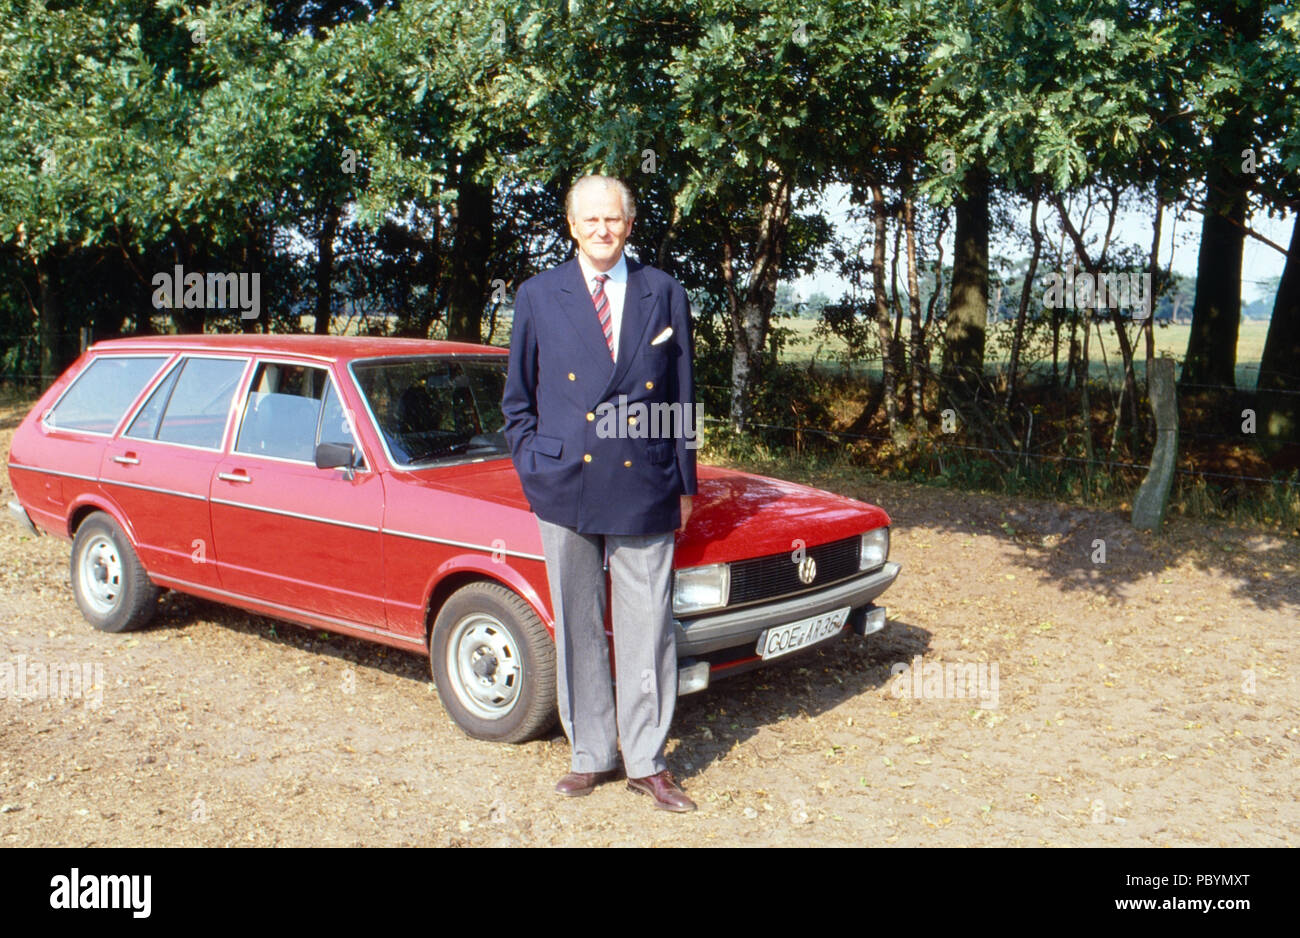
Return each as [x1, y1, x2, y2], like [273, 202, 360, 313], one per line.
[422, 553, 554, 635]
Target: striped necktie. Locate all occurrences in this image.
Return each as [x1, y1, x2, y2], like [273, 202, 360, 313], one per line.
[591, 274, 614, 358]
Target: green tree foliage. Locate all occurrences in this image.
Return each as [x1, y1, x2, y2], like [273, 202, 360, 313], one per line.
[0, 0, 1296, 459]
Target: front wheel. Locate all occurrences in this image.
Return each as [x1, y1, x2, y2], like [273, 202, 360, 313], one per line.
[429, 581, 557, 743]
[70, 512, 160, 632]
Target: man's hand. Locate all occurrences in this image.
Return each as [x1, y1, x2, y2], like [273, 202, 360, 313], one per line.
[678, 495, 693, 530]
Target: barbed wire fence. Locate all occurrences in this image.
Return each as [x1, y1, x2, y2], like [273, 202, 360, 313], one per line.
[692, 381, 1300, 491]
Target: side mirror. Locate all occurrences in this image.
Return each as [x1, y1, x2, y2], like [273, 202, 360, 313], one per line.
[315, 442, 356, 480]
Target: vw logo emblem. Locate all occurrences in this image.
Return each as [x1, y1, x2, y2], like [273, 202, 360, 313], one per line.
[798, 556, 817, 584]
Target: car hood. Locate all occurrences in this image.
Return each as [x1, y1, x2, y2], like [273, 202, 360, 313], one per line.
[399, 458, 890, 567]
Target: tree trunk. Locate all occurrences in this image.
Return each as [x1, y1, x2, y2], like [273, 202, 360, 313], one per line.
[170, 233, 207, 334]
[1080, 313, 1094, 472]
[941, 166, 990, 393]
[919, 207, 948, 411]
[890, 220, 907, 380]
[242, 218, 264, 334]
[36, 251, 67, 385]
[1067, 312, 1081, 389]
[313, 202, 340, 335]
[1145, 196, 1162, 393]
[1257, 217, 1300, 439]
[1051, 305, 1062, 387]
[447, 149, 494, 343]
[1180, 1, 1262, 388]
[1007, 195, 1042, 409]
[872, 184, 898, 438]
[1181, 160, 1248, 388]
[728, 162, 792, 431]
[657, 200, 682, 270]
[904, 192, 926, 435]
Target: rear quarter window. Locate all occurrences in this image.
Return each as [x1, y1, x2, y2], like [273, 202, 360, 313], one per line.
[46, 356, 168, 434]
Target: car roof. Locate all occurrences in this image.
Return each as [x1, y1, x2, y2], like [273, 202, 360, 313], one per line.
[86, 334, 508, 362]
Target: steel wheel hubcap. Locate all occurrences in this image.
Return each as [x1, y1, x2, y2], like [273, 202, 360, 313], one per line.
[447, 614, 521, 719]
[80, 535, 123, 614]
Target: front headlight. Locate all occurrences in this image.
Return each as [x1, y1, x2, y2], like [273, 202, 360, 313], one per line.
[672, 563, 730, 616]
[860, 527, 889, 571]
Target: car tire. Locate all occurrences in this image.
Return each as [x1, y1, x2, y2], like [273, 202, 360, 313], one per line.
[430, 581, 557, 743]
[70, 512, 160, 633]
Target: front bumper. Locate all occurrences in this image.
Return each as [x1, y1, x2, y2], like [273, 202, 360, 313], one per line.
[674, 560, 901, 657]
[7, 500, 39, 537]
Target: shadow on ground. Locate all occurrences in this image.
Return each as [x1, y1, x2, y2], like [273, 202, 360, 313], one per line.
[147, 592, 929, 784]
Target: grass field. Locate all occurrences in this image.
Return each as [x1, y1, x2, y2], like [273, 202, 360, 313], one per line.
[777, 317, 1272, 390]
[479, 310, 1269, 390]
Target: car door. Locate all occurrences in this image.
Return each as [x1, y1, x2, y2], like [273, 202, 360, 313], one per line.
[209, 359, 386, 629]
[99, 354, 249, 587]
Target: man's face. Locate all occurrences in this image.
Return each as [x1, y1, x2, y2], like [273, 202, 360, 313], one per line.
[568, 184, 633, 271]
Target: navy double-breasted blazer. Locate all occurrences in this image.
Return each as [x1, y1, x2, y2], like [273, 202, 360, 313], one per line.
[502, 256, 698, 535]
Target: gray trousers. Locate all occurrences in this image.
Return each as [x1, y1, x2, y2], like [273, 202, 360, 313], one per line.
[536, 518, 678, 779]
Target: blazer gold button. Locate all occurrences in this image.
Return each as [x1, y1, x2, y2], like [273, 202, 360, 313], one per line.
[586, 412, 595, 421]
[645, 381, 654, 389]
[583, 453, 592, 462]
[624, 460, 632, 467]
[568, 372, 576, 381]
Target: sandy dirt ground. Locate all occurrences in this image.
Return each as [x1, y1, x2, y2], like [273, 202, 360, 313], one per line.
[2, 405, 1296, 846]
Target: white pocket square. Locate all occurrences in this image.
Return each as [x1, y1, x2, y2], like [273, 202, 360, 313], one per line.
[650, 327, 673, 346]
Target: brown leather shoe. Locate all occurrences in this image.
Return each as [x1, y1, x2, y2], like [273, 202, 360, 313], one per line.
[555, 769, 619, 797]
[627, 770, 697, 812]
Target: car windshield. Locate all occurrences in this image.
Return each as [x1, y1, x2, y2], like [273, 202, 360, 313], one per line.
[351, 356, 510, 467]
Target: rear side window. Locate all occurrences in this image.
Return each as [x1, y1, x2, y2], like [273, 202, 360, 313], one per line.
[131, 357, 246, 449]
[46, 356, 167, 434]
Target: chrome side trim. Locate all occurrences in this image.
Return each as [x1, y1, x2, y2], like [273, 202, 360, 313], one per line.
[150, 573, 423, 646]
[7, 462, 99, 484]
[210, 497, 382, 533]
[383, 527, 546, 561]
[101, 478, 207, 502]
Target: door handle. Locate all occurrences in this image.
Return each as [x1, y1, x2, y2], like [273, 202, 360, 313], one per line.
[217, 471, 252, 484]
[112, 454, 140, 465]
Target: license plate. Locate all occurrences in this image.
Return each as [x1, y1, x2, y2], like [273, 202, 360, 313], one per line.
[756, 606, 852, 660]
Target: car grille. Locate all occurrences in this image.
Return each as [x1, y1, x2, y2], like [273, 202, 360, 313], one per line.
[727, 535, 862, 607]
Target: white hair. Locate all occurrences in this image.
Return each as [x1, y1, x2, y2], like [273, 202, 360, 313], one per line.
[565, 175, 636, 221]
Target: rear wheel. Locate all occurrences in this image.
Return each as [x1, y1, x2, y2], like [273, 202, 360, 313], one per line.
[430, 581, 557, 743]
[70, 512, 159, 632]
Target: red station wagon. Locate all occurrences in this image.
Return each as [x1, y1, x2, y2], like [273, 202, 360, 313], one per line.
[6, 335, 900, 742]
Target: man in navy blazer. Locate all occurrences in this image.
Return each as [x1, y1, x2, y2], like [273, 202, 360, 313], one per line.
[502, 175, 698, 811]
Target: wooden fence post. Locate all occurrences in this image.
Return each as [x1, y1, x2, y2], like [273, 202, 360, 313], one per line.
[1132, 357, 1178, 531]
